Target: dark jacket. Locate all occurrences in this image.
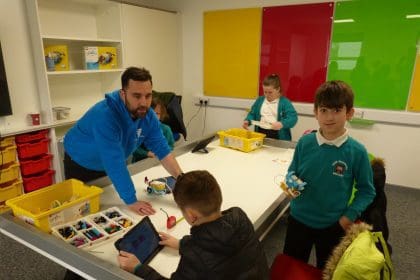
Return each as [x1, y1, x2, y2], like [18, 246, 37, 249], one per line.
[135, 207, 269, 280]
[360, 158, 392, 253]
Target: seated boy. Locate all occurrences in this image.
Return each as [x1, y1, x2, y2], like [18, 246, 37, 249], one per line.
[118, 170, 269, 279]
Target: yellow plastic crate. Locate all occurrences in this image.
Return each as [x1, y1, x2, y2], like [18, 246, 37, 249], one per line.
[0, 136, 15, 148]
[0, 180, 23, 214]
[217, 128, 266, 152]
[6, 179, 104, 233]
[0, 145, 17, 165]
[0, 163, 20, 185]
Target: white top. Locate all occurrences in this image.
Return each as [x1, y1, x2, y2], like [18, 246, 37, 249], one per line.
[260, 98, 279, 125]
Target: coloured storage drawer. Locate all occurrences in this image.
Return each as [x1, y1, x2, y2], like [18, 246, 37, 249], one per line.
[217, 128, 266, 152]
[6, 179, 104, 233]
[0, 145, 17, 165]
[22, 169, 55, 193]
[17, 138, 49, 159]
[15, 130, 49, 144]
[0, 180, 23, 213]
[0, 163, 20, 185]
[20, 154, 53, 176]
[0, 136, 15, 148]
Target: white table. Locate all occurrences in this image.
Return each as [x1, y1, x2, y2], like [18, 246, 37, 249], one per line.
[0, 137, 295, 279]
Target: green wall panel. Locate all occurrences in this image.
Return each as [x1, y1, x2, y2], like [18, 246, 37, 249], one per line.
[328, 0, 420, 110]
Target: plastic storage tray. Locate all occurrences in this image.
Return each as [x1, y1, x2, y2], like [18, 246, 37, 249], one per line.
[22, 169, 55, 193]
[0, 163, 20, 185]
[217, 128, 266, 152]
[17, 138, 50, 159]
[6, 179, 104, 232]
[0, 180, 23, 213]
[15, 130, 49, 144]
[20, 154, 53, 176]
[0, 146, 17, 166]
[0, 136, 15, 148]
[51, 207, 134, 248]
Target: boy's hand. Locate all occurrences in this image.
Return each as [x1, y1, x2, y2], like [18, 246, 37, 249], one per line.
[159, 231, 180, 250]
[118, 251, 141, 273]
[242, 120, 250, 129]
[271, 121, 283, 130]
[128, 201, 156, 216]
[339, 216, 353, 231]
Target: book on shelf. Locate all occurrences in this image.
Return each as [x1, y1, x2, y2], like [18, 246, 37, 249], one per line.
[83, 46, 118, 70]
[44, 45, 69, 71]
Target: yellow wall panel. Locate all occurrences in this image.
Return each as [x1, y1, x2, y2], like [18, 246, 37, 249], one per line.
[204, 8, 261, 99]
[408, 52, 420, 112]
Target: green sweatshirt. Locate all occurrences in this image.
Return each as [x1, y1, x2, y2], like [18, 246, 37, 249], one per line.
[288, 133, 375, 228]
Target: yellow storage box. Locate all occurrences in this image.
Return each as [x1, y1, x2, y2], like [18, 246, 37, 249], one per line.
[0, 163, 20, 185]
[0, 180, 23, 213]
[0, 145, 17, 166]
[217, 128, 265, 152]
[6, 179, 103, 233]
[0, 136, 15, 148]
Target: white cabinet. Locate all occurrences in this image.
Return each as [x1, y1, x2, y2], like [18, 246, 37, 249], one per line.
[29, 0, 124, 128]
[22, 0, 126, 182]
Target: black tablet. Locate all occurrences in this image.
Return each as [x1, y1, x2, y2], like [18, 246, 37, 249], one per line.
[191, 135, 215, 153]
[114, 216, 163, 264]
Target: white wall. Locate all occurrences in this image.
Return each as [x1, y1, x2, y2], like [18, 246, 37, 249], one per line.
[0, 0, 42, 132]
[135, 0, 420, 189]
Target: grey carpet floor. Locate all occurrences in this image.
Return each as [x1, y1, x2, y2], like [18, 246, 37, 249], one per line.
[1, 184, 419, 279]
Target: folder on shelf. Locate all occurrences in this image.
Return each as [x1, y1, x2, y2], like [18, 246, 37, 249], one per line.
[83, 46, 118, 70]
[44, 45, 69, 71]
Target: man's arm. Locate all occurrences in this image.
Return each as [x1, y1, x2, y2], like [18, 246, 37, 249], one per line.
[160, 153, 183, 179]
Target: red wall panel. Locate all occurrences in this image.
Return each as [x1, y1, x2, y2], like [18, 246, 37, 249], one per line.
[260, 3, 334, 103]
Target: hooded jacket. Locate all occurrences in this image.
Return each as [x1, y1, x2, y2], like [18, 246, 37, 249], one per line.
[135, 207, 269, 280]
[64, 90, 171, 204]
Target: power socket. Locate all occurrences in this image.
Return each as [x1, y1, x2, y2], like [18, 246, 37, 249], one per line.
[199, 97, 209, 106]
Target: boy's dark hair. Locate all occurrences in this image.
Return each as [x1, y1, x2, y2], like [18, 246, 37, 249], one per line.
[121, 67, 152, 89]
[173, 170, 222, 216]
[151, 98, 169, 121]
[314, 80, 354, 112]
[263, 73, 282, 91]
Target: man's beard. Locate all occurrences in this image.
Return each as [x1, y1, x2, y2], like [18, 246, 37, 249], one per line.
[125, 96, 148, 119]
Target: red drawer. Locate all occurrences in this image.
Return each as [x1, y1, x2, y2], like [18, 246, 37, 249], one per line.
[20, 154, 53, 176]
[22, 169, 55, 193]
[15, 130, 49, 144]
[17, 138, 50, 159]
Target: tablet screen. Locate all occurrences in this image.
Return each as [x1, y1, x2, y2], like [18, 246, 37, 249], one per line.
[153, 176, 177, 191]
[114, 216, 163, 264]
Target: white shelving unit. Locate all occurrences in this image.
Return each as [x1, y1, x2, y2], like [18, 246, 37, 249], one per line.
[23, 0, 125, 182]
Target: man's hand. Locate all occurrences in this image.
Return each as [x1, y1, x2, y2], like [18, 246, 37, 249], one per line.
[128, 200, 156, 216]
[271, 121, 283, 130]
[158, 231, 180, 250]
[118, 251, 141, 273]
[339, 216, 353, 231]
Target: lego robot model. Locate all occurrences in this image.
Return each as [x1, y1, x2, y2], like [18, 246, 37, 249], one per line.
[280, 171, 306, 198]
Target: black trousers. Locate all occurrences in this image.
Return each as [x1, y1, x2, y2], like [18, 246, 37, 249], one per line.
[283, 215, 345, 269]
[63, 153, 106, 280]
[63, 153, 106, 181]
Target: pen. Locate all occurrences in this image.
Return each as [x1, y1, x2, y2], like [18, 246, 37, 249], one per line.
[176, 217, 185, 224]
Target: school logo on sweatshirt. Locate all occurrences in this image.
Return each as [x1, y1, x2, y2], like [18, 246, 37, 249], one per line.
[136, 128, 142, 138]
[332, 160, 348, 177]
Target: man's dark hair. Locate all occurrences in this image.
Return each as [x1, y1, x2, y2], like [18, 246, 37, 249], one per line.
[314, 80, 354, 112]
[173, 170, 222, 216]
[121, 67, 152, 89]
